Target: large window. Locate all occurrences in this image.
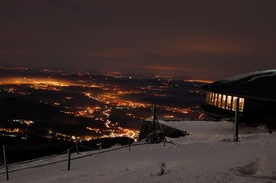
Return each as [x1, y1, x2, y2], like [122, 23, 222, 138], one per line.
[221, 95, 226, 109]
[232, 96, 238, 111]
[217, 94, 222, 107]
[211, 92, 215, 104]
[226, 95, 232, 110]
[239, 98, 244, 112]
[206, 92, 244, 112]
[214, 93, 218, 106]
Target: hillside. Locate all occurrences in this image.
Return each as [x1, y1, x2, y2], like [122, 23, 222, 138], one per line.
[1, 120, 275, 183]
[0, 97, 105, 136]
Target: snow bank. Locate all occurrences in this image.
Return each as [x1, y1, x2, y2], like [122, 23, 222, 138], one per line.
[1, 121, 275, 183]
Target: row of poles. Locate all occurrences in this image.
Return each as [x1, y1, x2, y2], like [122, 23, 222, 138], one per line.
[68, 139, 132, 171]
[2, 139, 134, 181]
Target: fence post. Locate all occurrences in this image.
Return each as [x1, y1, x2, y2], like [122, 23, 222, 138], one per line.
[76, 140, 79, 154]
[128, 140, 131, 151]
[2, 145, 9, 180]
[67, 148, 71, 171]
[97, 143, 101, 151]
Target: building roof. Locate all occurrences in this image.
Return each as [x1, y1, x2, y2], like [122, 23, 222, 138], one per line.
[202, 70, 276, 101]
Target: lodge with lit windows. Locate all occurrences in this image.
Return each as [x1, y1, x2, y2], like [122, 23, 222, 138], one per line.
[201, 70, 276, 129]
[205, 92, 244, 112]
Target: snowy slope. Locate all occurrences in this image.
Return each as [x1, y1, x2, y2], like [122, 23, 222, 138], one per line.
[1, 121, 276, 183]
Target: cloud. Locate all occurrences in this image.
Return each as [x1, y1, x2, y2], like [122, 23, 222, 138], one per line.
[0, 0, 276, 80]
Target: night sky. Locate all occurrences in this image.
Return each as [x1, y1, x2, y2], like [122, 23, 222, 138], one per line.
[1, 0, 276, 80]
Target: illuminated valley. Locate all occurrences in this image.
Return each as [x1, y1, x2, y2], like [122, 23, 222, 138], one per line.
[0, 67, 206, 141]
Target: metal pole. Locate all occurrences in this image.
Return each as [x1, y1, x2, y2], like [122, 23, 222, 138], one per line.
[3, 145, 9, 180]
[152, 106, 156, 144]
[67, 148, 71, 171]
[234, 98, 239, 142]
[128, 140, 131, 151]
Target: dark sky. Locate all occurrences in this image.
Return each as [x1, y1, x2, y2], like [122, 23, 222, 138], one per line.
[1, 0, 276, 80]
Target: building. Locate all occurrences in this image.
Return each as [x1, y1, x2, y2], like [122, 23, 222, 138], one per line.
[201, 70, 276, 129]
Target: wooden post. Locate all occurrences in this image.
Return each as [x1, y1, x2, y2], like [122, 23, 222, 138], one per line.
[128, 140, 131, 151]
[67, 148, 71, 171]
[152, 106, 156, 144]
[75, 140, 79, 154]
[234, 98, 239, 142]
[2, 145, 9, 180]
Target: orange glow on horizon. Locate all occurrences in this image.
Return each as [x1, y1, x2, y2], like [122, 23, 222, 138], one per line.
[185, 79, 213, 83]
[137, 66, 193, 72]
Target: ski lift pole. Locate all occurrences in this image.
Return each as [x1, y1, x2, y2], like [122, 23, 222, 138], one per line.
[234, 98, 240, 142]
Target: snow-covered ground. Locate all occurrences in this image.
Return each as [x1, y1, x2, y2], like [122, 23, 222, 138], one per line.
[1, 120, 276, 183]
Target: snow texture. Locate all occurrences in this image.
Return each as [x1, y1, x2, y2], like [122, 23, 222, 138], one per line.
[1, 120, 276, 183]
[224, 69, 276, 82]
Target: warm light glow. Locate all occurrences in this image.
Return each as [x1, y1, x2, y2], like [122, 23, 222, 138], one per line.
[185, 79, 213, 83]
[0, 72, 203, 141]
[206, 92, 244, 112]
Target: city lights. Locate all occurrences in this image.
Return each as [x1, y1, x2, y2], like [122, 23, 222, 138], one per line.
[0, 69, 205, 141]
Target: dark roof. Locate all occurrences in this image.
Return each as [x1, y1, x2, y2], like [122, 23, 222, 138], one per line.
[201, 70, 276, 101]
